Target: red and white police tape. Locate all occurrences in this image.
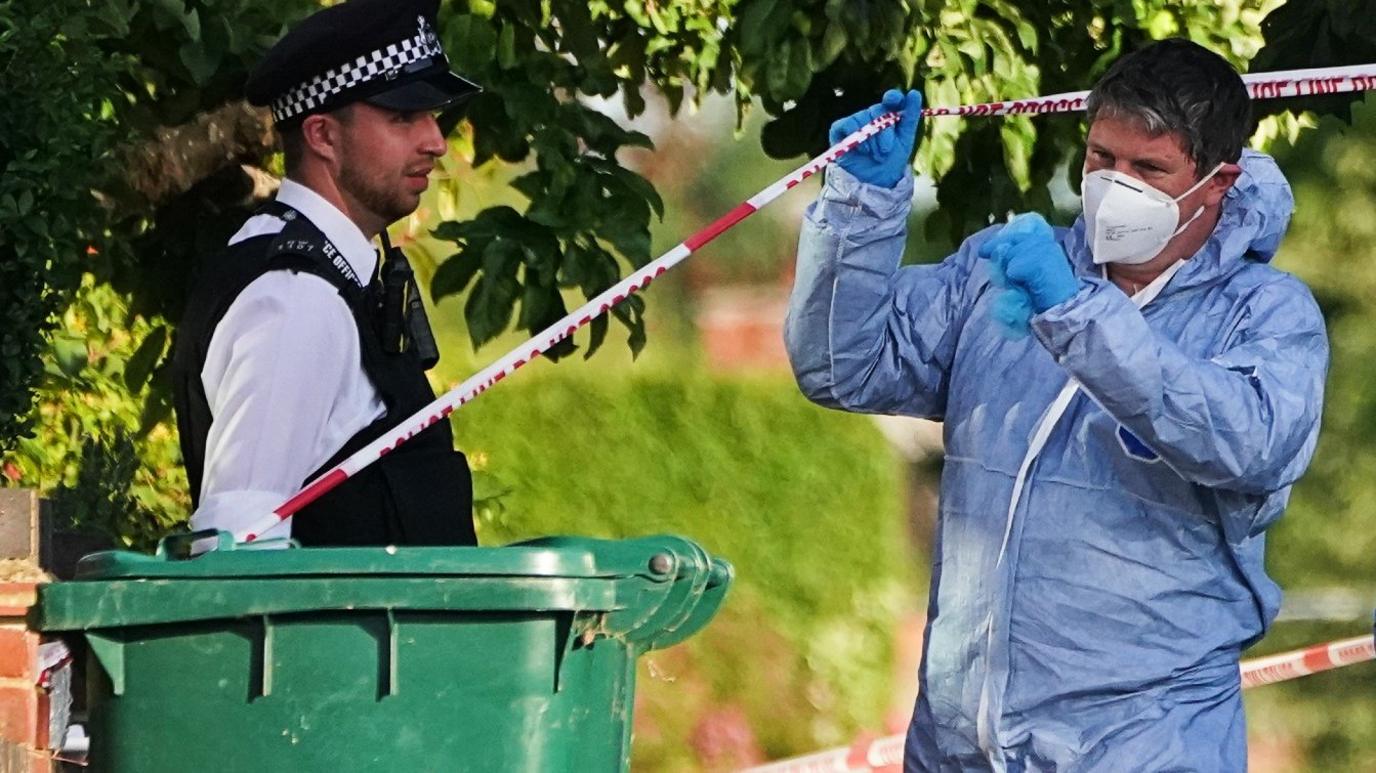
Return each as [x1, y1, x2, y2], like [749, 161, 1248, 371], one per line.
[744, 633, 1376, 773]
[1238, 632, 1376, 688]
[237, 61, 1376, 543]
[921, 62, 1376, 117]
[236, 109, 900, 541]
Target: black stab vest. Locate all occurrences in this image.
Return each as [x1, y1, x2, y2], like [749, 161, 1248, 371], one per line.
[172, 201, 476, 546]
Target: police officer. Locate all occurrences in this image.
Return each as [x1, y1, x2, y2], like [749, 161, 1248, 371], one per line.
[173, 0, 481, 548]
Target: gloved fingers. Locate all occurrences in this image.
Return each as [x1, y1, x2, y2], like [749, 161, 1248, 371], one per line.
[876, 124, 895, 156]
[831, 90, 906, 158]
[864, 103, 889, 159]
[1004, 212, 1053, 240]
[976, 212, 1054, 262]
[829, 113, 861, 145]
[986, 250, 1010, 288]
[1006, 243, 1078, 312]
[896, 89, 924, 147]
[992, 289, 1033, 339]
[1005, 239, 1069, 281]
[977, 229, 1035, 264]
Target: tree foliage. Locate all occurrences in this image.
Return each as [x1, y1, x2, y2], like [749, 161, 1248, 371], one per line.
[1, 0, 317, 457]
[423, 0, 1284, 362]
[0, 0, 1367, 530]
[0, 0, 127, 453]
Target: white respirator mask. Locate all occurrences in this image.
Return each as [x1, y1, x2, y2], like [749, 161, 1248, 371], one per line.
[1082, 162, 1225, 265]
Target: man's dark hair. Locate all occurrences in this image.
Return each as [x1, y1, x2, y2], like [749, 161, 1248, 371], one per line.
[277, 104, 356, 175]
[1086, 39, 1253, 176]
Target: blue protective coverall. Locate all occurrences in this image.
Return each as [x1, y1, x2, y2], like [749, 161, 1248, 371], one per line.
[784, 149, 1328, 771]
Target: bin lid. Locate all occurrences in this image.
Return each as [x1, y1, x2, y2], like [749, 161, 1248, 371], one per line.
[71, 533, 670, 581]
[35, 533, 732, 636]
[32, 533, 732, 660]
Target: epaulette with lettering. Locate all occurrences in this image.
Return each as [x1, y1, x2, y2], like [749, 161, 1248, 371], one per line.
[264, 205, 363, 289]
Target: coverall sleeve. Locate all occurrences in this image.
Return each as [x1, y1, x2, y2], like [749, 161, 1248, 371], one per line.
[1031, 274, 1328, 497]
[784, 165, 981, 419]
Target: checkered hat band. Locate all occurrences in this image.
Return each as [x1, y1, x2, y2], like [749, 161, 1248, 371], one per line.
[271, 31, 445, 122]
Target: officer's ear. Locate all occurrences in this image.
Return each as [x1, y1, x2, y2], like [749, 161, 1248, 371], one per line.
[299, 112, 345, 166]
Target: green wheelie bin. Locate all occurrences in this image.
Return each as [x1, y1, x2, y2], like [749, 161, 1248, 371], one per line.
[34, 532, 732, 772]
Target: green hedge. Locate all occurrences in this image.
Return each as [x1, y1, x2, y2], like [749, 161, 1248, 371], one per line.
[448, 366, 915, 768]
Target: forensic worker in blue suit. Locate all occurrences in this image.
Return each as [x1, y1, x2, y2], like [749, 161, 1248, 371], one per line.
[785, 38, 1328, 771]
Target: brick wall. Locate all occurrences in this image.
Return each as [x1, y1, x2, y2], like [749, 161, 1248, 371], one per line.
[0, 490, 57, 773]
[0, 582, 48, 773]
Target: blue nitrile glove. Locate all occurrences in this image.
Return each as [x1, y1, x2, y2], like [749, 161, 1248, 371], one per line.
[829, 88, 923, 188]
[978, 213, 1079, 337]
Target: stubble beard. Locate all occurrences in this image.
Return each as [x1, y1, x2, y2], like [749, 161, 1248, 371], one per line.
[339, 159, 421, 227]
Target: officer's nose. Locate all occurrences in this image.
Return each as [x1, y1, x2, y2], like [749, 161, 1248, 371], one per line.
[419, 113, 446, 157]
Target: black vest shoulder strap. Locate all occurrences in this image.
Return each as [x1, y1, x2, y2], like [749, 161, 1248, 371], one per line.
[259, 202, 372, 300]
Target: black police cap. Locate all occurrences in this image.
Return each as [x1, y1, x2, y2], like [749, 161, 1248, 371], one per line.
[245, 0, 481, 125]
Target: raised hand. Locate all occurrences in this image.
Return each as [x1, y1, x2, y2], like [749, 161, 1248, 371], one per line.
[829, 88, 923, 188]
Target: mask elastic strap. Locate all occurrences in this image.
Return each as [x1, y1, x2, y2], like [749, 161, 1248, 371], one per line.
[1169, 161, 1227, 237]
[1171, 206, 1206, 237]
[1173, 161, 1227, 202]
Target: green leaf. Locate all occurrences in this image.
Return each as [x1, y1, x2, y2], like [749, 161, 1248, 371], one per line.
[554, 0, 599, 58]
[431, 246, 484, 300]
[498, 23, 518, 69]
[608, 165, 664, 219]
[580, 57, 621, 98]
[150, 0, 186, 31]
[584, 312, 609, 358]
[504, 0, 543, 26]
[431, 206, 525, 242]
[510, 171, 545, 202]
[124, 325, 167, 393]
[767, 38, 792, 96]
[517, 277, 565, 331]
[482, 237, 525, 275]
[447, 15, 497, 73]
[53, 336, 88, 378]
[137, 390, 175, 437]
[92, 0, 133, 37]
[464, 271, 521, 349]
[511, 226, 561, 279]
[611, 295, 647, 358]
[1147, 10, 1179, 39]
[738, 0, 781, 56]
[785, 34, 813, 99]
[598, 192, 652, 265]
[501, 80, 557, 124]
[818, 21, 848, 68]
[178, 40, 221, 85]
[181, 7, 201, 40]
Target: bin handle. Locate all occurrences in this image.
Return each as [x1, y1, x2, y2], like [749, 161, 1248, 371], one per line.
[157, 530, 299, 559]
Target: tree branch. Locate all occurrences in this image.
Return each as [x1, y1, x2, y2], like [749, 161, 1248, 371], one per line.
[120, 100, 278, 209]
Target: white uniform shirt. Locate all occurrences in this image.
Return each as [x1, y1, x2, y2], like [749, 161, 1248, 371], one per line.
[189, 179, 388, 542]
